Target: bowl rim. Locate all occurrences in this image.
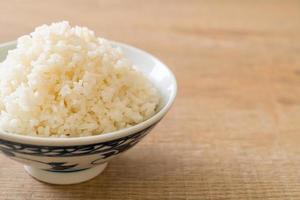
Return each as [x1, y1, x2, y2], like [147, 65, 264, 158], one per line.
[0, 40, 177, 146]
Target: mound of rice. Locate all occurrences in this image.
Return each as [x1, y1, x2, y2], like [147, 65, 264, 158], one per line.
[0, 21, 160, 137]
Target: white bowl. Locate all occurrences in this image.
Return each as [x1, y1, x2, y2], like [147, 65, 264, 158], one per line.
[0, 41, 177, 184]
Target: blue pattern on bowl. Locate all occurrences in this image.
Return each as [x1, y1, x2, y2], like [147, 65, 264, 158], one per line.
[0, 124, 156, 172]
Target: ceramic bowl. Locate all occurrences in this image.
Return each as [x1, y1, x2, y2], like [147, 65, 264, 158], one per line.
[0, 41, 177, 185]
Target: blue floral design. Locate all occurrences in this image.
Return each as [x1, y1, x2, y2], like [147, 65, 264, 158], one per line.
[0, 124, 156, 172]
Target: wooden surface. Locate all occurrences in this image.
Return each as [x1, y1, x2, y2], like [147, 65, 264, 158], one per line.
[0, 0, 300, 199]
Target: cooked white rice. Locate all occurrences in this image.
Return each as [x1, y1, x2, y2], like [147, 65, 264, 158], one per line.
[0, 21, 159, 137]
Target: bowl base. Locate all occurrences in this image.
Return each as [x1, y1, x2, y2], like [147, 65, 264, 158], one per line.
[24, 163, 108, 185]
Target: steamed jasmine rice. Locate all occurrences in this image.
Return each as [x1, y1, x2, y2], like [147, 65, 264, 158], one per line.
[0, 21, 160, 137]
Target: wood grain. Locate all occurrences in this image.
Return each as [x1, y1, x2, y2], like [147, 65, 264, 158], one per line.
[0, 0, 300, 199]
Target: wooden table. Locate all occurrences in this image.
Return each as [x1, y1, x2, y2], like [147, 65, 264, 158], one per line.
[1, 0, 300, 199]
